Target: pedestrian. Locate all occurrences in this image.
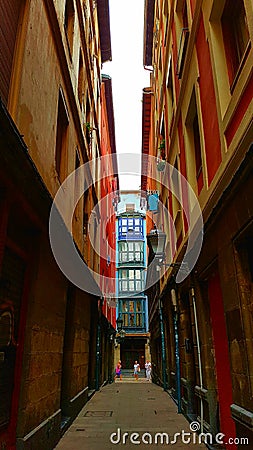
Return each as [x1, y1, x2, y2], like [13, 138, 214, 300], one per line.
[133, 360, 140, 380]
[145, 360, 152, 381]
[114, 360, 122, 381]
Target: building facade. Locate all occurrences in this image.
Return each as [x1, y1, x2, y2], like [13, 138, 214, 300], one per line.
[99, 74, 119, 387]
[142, 0, 253, 448]
[0, 1, 117, 449]
[115, 193, 150, 370]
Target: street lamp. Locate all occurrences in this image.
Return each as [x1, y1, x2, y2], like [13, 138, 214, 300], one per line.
[116, 316, 126, 344]
[116, 316, 123, 331]
[147, 227, 166, 259]
[147, 227, 188, 272]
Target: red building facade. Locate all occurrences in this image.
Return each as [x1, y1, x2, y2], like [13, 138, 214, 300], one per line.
[142, 0, 253, 448]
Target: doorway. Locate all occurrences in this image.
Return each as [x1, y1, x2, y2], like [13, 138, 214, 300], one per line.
[120, 338, 146, 369]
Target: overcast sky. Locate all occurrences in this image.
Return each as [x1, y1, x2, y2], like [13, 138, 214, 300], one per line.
[102, 0, 150, 190]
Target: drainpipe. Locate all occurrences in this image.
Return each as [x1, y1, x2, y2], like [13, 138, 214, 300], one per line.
[191, 287, 204, 433]
[95, 297, 103, 391]
[171, 288, 182, 413]
[158, 299, 167, 390]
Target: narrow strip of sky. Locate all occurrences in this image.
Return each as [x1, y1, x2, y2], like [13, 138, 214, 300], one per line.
[102, 0, 150, 190]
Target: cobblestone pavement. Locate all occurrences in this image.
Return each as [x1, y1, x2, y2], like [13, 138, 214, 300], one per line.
[55, 381, 207, 449]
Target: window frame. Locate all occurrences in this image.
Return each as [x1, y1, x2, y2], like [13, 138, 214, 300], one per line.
[55, 88, 69, 182]
[118, 241, 144, 264]
[64, 0, 75, 57]
[118, 217, 144, 240]
[221, 0, 250, 87]
[119, 298, 146, 329]
[118, 268, 145, 293]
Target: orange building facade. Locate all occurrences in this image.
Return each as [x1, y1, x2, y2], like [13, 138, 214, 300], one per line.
[142, 0, 253, 448]
[0, 0, 117, 448]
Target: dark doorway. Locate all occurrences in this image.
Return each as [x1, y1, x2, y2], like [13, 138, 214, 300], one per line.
[120, 338, 146, 369]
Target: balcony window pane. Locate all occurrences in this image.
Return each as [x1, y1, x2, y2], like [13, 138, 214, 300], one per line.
[129, 301, 134, 311]
[135, 270, 141, 279]
[122, 281, 128, 291]
[136, 281, 142, 291]
[122, 301, 128, 312]
[123, 314, 128, 326]
[135, 252, 141, 261]
[129, 281, 135, 290]
[136, 314, 142, 327]
[136, 301, 141, 312]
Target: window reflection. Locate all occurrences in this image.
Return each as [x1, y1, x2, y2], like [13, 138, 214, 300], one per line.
[119, 299, 145, 329]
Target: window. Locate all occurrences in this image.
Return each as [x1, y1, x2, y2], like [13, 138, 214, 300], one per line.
[119, 241, 144, 263]
[78, 49, 84, 106]
[159, 116, 166, 159]
[64, 0, 75, 56]
[182, 0, 188, 29]
[74, 148, 81, 196]
[118, 217, 144, 240]
[118, 269, 144, 293]
[166, 56, 175, 131]
[85, 95, 91, 146]
[176, 0, 189, 79]
[55, 89, 69, 182]
[119, 299, 145, 328]
[193, 115, 202, 188]
[186, 90, 203, 194]
[221, 0, 250, 86]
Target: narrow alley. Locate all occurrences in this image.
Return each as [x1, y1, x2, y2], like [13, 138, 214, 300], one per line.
[55, 380, 206, 450]
[0, 0, 253, 449]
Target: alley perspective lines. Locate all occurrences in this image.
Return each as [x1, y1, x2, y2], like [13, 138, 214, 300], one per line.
[0, 0, 253, 449]
[55, 382, 206, 450]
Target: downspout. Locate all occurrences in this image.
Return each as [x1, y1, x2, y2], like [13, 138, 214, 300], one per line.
[159, 299, 167, 390]
[171, 288, 182, 413]
[191, 287, 204, 433]
[95, 297, 103, 391]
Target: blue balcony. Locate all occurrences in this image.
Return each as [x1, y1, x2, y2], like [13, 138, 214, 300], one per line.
[118, 217, 144, 241]
[117, 298, 147, 333]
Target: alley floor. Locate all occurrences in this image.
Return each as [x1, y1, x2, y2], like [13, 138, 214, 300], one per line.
[55, 380, 207, 449]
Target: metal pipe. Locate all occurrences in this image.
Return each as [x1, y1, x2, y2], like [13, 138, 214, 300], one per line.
[159, 299, 167, 390]
[191, 287, 204, 433]
[95, 321, 101, 391]
[95, 298, 103, 391]
[171, 288, 182, 413]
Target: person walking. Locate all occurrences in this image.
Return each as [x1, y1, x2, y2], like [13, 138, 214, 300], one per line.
[114, 360, 122, 381]
[133, 360, 140, 381]
[145, 360, 152, 381]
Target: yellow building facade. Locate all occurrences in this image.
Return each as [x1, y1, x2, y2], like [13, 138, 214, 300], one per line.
[0, 0, 116, 448]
